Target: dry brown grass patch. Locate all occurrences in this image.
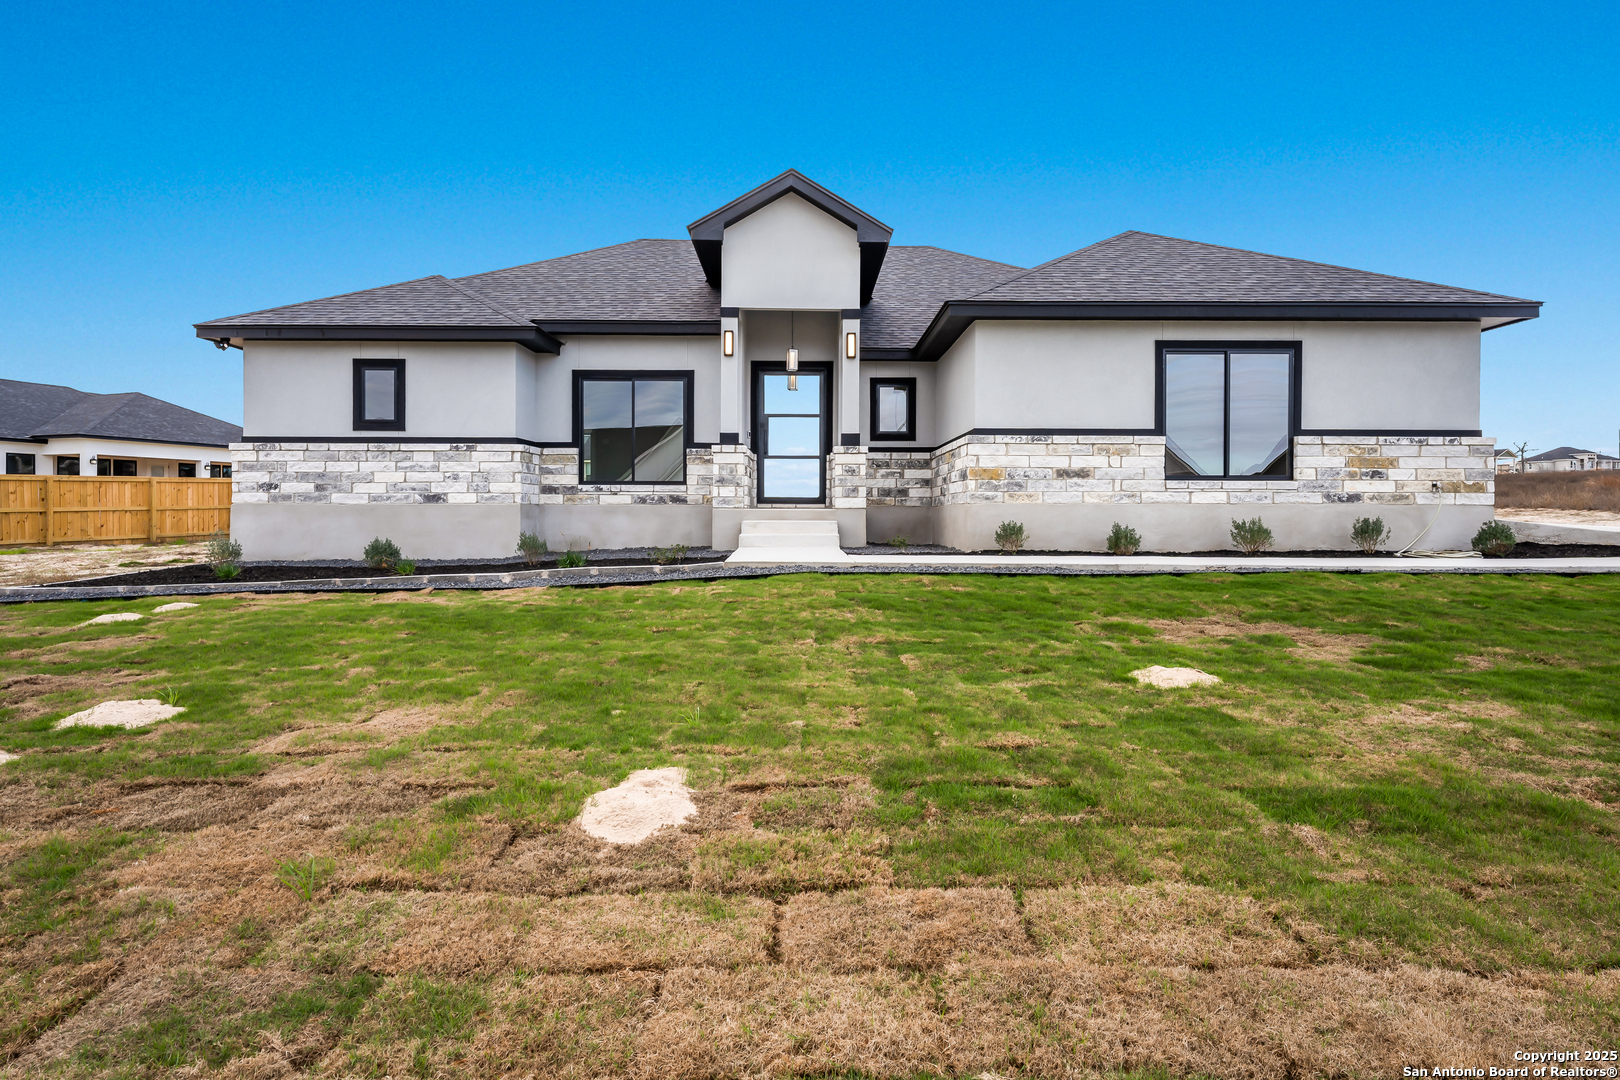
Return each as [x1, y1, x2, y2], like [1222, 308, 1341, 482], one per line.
[780, 887, 1031, 971]
[751, 785, 876, 831]
[0, 671, 149, 720]
[978, 732, 1042, 751]
[690, 829, 893, 895]
[464, 971, 658, 1079]
[1144, 615, 1378, 662]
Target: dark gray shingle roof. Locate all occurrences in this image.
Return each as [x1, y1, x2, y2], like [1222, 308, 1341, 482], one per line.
[966, 231, 1536, 306]
[860, 247, 1025, 350]
[1526, 446, 1617, 462]
[457, 240, 721, 323]
[198, 275, 534, 328]
[0, 379, 241, 447]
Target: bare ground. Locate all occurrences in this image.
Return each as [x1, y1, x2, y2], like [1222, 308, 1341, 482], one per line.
[0, 541, 211, 588]
[2, 754, 1614, 1079]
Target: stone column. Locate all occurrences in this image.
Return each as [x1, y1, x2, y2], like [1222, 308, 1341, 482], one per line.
[828, 445, 868, 510]
[711, 445, 756, 509]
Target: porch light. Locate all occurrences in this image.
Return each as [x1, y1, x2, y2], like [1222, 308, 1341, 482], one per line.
[786, 311, 799, 390]
[845, 331, 857, 359]
[722, 329, 734, 357]
[785, 348, 798, 372]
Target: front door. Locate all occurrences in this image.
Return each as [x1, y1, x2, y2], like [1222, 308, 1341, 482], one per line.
[753, 363, 831, 504]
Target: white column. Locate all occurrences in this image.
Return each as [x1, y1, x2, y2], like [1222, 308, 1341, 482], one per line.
[719, 310, 742, 445]
[839, 313, 861, 448]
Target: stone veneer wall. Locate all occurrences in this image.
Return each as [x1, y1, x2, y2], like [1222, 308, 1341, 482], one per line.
[916, 434, 1495, 507]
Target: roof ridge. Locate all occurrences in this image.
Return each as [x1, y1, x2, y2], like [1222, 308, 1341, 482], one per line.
[431, 274, 531, 325]
[958, 232, 1131, 299]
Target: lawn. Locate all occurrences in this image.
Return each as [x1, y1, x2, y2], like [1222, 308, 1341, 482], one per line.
[0, 572, 1616, 1077]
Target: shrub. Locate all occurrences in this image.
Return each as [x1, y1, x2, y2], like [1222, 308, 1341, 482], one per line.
[1350, 516, 1392, 555]
[1229, 516, 1275, 555]
[558, 550, 586, 569]
[363, 537, 402, 571]
[1472, 520, 1516, 556]
[395, 559, 417, 576]
[1105, 522, 1141, 556]
[887, 536, 910, 550]
[994, 520, 1027, 553]
[516, 531, 548, 566]
[651, 543, 689, 565]
[274, 855, 335, 902]
[204, 531, 243, 579]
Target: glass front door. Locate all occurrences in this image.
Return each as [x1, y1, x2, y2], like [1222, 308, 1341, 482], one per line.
[753, 365, 830, 503]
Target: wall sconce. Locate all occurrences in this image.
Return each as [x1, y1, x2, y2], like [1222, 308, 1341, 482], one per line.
[845, 331, 857, 359]
[722, 329, 734, 357]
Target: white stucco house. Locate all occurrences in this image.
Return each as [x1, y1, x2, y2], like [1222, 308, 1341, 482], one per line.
[1, 378, 239, 479]
[1522, 446, 1620, 472]
[197, 171, 1539, 558]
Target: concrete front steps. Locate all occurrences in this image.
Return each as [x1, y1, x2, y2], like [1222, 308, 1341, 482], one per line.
[723, 519, 853, 566]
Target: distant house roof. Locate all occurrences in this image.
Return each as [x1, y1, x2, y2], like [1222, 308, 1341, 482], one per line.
[0, 378, 241, 448]
[194, 173, 1543, 358]
[1525, 446, 1620, 462]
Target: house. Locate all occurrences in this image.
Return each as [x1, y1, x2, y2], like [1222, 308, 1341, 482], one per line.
[1494, 449, 1519, 474]
[196, 171, 1539, 559]
[1522, 446, 1620, 472]
[0, 378, 240, 478]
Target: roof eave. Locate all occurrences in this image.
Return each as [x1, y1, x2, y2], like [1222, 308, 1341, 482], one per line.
[192, 323, 564, 355]
[910, 301, 1544, 362]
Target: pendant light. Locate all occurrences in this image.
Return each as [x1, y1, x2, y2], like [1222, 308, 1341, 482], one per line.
[786, 312, 799, 391]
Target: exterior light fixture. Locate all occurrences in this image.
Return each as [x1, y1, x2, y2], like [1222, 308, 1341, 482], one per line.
[845, 331, 857, 359]
[786, 312, 799, 390]
[722, 329, 734, 357]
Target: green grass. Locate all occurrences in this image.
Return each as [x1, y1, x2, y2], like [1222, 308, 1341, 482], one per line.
[1, 572, 1618, 972]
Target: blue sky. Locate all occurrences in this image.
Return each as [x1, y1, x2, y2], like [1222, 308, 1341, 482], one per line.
[2, 0, 1615, 456]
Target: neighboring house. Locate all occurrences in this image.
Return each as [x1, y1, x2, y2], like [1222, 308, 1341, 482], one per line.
[1494, 449, 1520, 474]
[0, 378, 240, 478]
[196, 170, 1539, 558]
[1522, 446, 1620, 472]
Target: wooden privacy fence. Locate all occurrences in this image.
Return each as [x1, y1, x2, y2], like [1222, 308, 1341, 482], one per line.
[0, 477, 232, 546]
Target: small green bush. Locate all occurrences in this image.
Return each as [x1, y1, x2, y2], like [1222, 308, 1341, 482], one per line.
[1350, 516, 1392, 555]
[1106, 522, 1141, 556]
[1230, 516, 1275, 555]
[651, 543, 690, 565]
[1472, 520, 1516, 556]
[994, 520, 1027, 553]
[204, 531, 243, 579]
[516, 531, 548, 566]
[362, 537, 402, 571]
[558, 550, 586, 569]
[394, 559, 417, 576]
[887, 536, 910, 550]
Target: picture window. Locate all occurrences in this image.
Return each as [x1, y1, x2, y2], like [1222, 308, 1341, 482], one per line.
[868, 378, 917, 441]
[5, 453, 35, 475]
[574, 372, 692, 484]
[353, 359, 406, 431]
[1160, 344, 1295, 479]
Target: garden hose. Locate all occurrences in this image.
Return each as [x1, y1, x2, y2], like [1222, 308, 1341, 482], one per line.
[1394, 483, 1481, 558]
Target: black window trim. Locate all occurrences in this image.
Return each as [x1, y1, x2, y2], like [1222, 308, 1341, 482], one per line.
[353, 358, 407, 432]
[868, 377, 918, 442]
[571, 369, 696, 486]
[1155, 340, 1301, 481]
[5, 452, 36, 475]
[752, 360, 834, 505]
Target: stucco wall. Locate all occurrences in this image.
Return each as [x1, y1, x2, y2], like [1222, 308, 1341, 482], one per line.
[949, 320, 1481, 435]
[533, 335, 722, 445]
[721, 193, 860, 311]
[857, 361, 938, 447]
[243, 340, 532, 438]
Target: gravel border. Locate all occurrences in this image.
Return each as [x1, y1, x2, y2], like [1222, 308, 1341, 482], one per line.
[6, 553, 1620, 603]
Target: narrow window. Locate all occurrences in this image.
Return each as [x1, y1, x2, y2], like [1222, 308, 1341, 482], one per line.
[1162, 346, 1293, 478]
[353, 359, 406, 431]
[55, 456, 80, 475]
[869, 378, 917, 441]
[576, 373, 691, 483]
[177, 462, 197, 478]
[5, 453, 35, 475]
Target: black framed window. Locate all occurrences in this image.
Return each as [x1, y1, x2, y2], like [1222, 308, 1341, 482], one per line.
[869, 378, 917, 441]
[353, 359, 406, 431]
[573, 371, 693, 484]
[5, 453, 35, 475]
[97, 458, 137, 476]
[1158, 342, 1297, 479]
[754, 364, 832, 502]
[208, 463, 232, 479]
[177, 462, 197, 478]
[55, 456, 80, 475]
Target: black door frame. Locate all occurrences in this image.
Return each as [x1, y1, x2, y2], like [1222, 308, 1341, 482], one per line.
[751, 361, 833, 505]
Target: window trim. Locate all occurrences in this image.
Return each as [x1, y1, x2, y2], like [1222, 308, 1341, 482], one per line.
[868, 377, 918, 442]
[177, 462, 197, 478]
[352, 358, 407, 431]
[5, 453, 36, 475]
[1155, 340, 1301, 480]
[571, 369, 695, 485]
[752, 361, 834, 505]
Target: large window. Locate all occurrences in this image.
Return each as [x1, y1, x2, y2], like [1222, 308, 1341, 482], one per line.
[97, 458, 137, 476]
[574, 372, 692, 484]
[1160, 343, 1295, 478]
[55, 456, 80, 475]
[869, 378, 916, 441]
[353, 359, 406, 431]
[5, 453, 35, 475]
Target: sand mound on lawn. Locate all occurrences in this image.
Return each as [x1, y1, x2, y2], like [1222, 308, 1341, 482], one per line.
[578, 767, 698, 845]
[153, 602, 198, 613]
[81, 612, 142, 626]
[55, 699, 186, 729]
[0, 750, 16, 765]
[1131, 666, 1220, 689]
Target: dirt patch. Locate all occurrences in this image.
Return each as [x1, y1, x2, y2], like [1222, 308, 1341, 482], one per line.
[780, 887, 1031, 971]
[54, 699, 184, 729]
[151, 602, 198, 613]
[1145, 615, 1378, 662]
[255, 706, 473, 754]
[578, 767, 698, 844]
[7, 634, 160, 662]
[691, 829, 893, 895]
[0, 540, 212, 588]
[0, 670, 147, 719]
[1131, 665, 1220, 688]
[978, 732, 1043, 751]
